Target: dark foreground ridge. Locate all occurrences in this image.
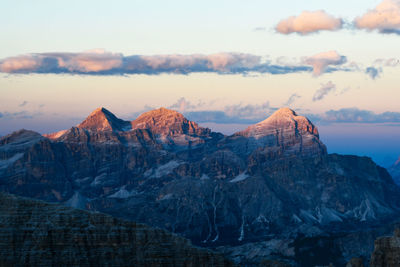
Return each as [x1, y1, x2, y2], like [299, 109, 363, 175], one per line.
[0, 192, 233, 267]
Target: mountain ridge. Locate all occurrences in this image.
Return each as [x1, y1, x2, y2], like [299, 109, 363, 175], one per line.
[1, 106, 399, 265]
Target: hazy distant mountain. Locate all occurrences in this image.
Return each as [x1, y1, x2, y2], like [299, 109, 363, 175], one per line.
[1, 107, 399, 266]
[389, 157, 400, 185]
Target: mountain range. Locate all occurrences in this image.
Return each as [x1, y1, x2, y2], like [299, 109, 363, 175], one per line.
[1, 106, 399, 266]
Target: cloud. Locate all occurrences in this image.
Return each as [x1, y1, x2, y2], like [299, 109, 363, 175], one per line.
[365, 66, 381, 79]
[355, 0, 400, 34]
[373, 58, 400, 67]
[254, 27, 267, 31]
[0, 110, 40, 120]
[0, 50, 322, 76]
[19, 101, 28, 107]
[276, 10, 343, 35]
[304, 51, 347, 76]
[284, 93, 301, 106]
[182, 101, 275, 124]
[312, 81, 336, 101]
[168, 97, 205, 112]
[185, 110, 259, 124]
[315, 108, 400, 123]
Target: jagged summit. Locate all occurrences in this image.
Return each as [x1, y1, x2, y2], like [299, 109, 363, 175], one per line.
[77, 107, 131, 132]
[230, 107, 325, 157]
[237, 107, 319, 138]
[131, 107, 210, 136]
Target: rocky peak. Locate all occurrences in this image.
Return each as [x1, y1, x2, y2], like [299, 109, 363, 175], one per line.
[77, 107, 131, 132]
[131, 107, 210, 136]
[238, 107, 319, 139]
[230, 108, 326, 157]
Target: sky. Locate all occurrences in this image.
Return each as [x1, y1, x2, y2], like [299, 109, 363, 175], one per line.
[1, 0, 400, 166]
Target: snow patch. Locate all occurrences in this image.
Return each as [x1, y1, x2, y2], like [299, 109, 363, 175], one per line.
[109, 186, 137, 199]
[158, 193, 173, 201]
[292, 214, 302, 223]
[238, 216, 245, 241]
[0, 153, 23, 170]
[200, 174, 210, 180]
[90, 173, 107, 186]
[255, 215, 269, 223]
[316, 207, 343, 224]
[230, 172, 249, 183]
[150, 160, 182, 178]
[300, 209, 318, 223]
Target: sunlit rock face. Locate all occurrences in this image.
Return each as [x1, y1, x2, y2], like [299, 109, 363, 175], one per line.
[232, 107, 325, 157]
[0, 192, 233, 267]
[1, 107, 400, 265]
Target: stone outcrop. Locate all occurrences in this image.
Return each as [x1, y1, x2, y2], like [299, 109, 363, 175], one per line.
[0, 192, 233, 267]
[370, 229, 400, 267]
[1, 107, 400, 266]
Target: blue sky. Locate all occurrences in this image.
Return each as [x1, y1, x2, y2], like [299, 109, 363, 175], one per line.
[1, 0, 400, 166]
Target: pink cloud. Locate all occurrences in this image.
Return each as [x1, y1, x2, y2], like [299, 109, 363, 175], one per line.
[304, 51, 347, 76]
[276, 10, 343, 35]
[0, 55, 40, 73]
[355, 0, 400, 34]
[51, 50, 123, 72]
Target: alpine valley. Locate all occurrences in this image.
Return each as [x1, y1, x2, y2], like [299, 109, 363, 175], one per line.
[1, 107, 400, 266]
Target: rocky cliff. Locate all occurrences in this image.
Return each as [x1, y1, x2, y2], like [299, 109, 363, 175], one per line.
[0, 192, 233, 267]
[1, 107, 400, 266]
[370, 228, 400, 267]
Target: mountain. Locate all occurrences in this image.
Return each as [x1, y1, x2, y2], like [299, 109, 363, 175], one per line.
[229, 107, 326, 157]
[1, 107, 400, 266]
[77, 107, 132, 132]
[0, 192, 233, 267]
[389, 156, 400, 185]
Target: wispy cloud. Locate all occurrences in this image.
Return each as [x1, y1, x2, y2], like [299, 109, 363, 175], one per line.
[314, 108, 400, 123]
[355, 0, 400, 34]
[0, 110, 41, 120]
[374, 58, 400, 67]
[168, 97, 205, 112]
[276, 10, 343, 35]
[18, 101, 28, 107]
[365, 66, 381, 79]
[284, 93, 301, 106]
[312, 81, 336, 101]
[304, 51, 347, 76]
